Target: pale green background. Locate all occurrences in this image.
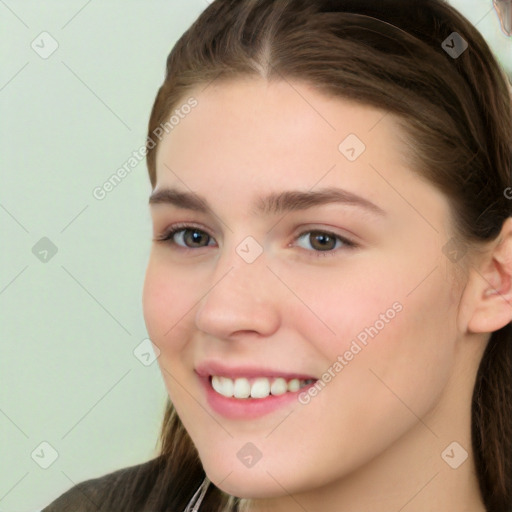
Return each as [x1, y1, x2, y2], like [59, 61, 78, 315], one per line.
[0, 1, 509, 511]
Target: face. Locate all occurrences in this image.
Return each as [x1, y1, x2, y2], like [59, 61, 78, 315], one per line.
[142, 78, 463, 500]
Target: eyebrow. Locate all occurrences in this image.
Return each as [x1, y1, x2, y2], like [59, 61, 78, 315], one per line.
[148, 186, 386, 217]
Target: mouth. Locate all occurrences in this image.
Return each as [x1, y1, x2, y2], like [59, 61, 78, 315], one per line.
[195, 362, 319, 419]
[195, 360, 318, 420]
[210, 375, 317, 399]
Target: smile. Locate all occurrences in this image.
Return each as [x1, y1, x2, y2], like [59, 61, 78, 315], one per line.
[210, 375, 316, 399]
[196, 362, 319, 418]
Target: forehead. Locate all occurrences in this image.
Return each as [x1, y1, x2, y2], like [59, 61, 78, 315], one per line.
[156, 78, 396, 175]
[157, 77, 398, 154]
[153, 78, 448, 224]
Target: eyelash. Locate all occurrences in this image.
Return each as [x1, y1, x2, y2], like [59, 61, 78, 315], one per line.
[154, 222, 358, 258]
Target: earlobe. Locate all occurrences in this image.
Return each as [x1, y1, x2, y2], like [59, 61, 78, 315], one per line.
[466, 217, 512, 334]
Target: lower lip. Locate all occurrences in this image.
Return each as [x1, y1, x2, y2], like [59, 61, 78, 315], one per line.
[198, 375, 317, 419]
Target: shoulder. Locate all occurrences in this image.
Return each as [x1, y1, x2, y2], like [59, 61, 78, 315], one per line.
[41, 456, 165, 512]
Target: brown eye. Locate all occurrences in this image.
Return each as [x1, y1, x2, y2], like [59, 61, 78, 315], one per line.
[308, 231, 337, 251]
[295, 229, 356, 257]
[157, 226, 215, 249]
[181, 229, 211, 248]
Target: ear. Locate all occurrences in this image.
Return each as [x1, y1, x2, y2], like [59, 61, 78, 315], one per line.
[465, 217, 512, 334]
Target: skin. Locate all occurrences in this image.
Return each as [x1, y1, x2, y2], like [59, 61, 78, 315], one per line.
[142, 77, 512, 512]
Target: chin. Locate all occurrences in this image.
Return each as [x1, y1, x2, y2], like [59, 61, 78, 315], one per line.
[201, 454, 310, 500]
[211, 474, 287, 500]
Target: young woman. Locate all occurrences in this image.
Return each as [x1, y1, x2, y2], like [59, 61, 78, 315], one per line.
[43, 1, 512, 511]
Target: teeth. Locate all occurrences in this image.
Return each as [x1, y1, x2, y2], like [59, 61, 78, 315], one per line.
[211, 375, 315, 399]
[250, 378, 270, 398]
[270, 377, 288, 396]
[211, 376, 234, 397]
[288, 378, 300, 392]
[233, 377, 251, 399]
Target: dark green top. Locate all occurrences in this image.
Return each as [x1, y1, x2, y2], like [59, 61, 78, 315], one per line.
[41, 456, 165, 511]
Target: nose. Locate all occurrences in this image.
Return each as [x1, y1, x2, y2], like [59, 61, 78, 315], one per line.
[194, 244, 281, 340]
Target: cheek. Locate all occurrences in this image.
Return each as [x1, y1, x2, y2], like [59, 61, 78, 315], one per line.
[285, 255, 457, 414]
[142, 261, 168, 340]
[142, 258, 196, 406]
[275, 259, 405, 361]
[142, 257, 193, 348]
[328, 267, 457, 422]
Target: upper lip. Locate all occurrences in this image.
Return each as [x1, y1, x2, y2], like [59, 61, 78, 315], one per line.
[196, 360, 318, 381]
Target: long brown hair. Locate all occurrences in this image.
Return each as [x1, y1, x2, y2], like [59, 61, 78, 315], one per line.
[139, 1, 512, 510]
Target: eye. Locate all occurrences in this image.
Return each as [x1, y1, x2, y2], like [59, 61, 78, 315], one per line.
[154, 224, 216, 249]
[294, 229, 356, 256]
[154, 224, 358, 257]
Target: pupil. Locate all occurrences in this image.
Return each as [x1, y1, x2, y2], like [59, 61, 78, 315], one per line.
[312, 232, 334, 251]
[187, 230, 206, 246]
